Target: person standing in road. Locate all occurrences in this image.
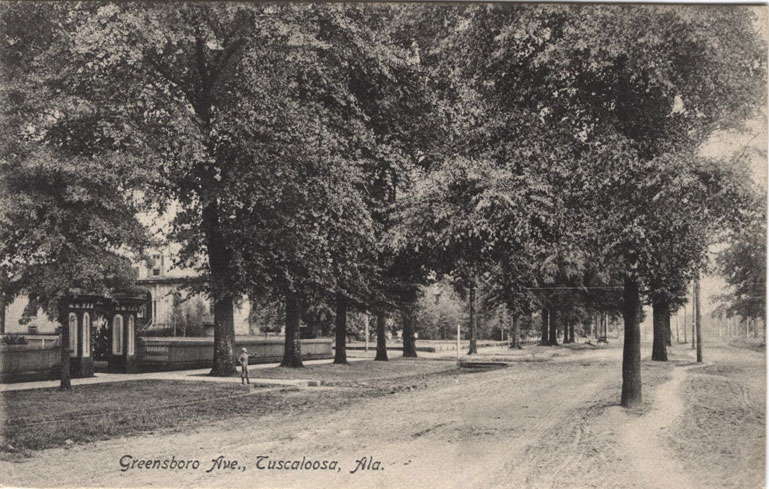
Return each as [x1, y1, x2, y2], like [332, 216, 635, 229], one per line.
[238, 347, 250, 385]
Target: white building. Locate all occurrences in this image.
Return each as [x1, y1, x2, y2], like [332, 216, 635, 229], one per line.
[1, 251, 253, 336]
[135, 252, 252, 335]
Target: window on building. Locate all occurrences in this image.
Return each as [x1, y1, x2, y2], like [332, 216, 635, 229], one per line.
[127, 315, 135, 356]
[113, 315, 123, 355]
[68, 313, 77, 357]
[82, 312, 91, 357]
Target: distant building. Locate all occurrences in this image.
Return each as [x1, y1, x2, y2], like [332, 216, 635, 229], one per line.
[2, 296, 59, 335]
[1, 251, 253, 336]
[134, 251, 252, 335]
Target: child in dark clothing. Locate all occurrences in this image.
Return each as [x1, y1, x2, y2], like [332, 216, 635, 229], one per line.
[238, 347, 250, 384]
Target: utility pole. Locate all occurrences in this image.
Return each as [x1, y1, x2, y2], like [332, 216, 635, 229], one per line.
[695, 276, 702, 362]
[675, 313, 680, 343]
[456, 323, 461, 364]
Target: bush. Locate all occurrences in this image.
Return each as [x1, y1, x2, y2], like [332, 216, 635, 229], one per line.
[2, 334, 29, 345]
[92, 324, 111, 360]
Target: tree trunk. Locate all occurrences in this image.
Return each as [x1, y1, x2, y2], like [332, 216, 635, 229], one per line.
[333, 291, 348, 365]
[512, 312, 521, 349]
[691, 284, 696, 350]
[695, 276, 702, 363]
[651, 299, 669, 361]
[540, 308, 549, 345]
[621, 275, 642, 408]
[0, 294, 5, 335]
[548, 309, 559, 346]
[280, 291, 303, 368]
[665, 315, 672, 346]
[374, 309, 388, 361]
[467, 285, 478, 354]
[203, 202, 237, 376]
[586, 314, 592, 339]
[569, 322, 575, 343]
[211, 294, 235, 375]
[563, 320, 569, 344]
[402, 301, 418, 358]
[596, 313, 601, 339]
[57, 298, 71, 390]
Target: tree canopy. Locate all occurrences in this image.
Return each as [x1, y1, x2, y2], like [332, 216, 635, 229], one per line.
[1, 3, 765, 403]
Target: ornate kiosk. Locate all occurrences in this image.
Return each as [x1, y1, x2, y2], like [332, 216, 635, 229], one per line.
[67, 295, 99, 378]
[64, 291, 145, 377]
[105, 295, 145, 374]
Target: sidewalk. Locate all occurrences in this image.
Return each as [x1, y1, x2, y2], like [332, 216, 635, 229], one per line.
[0, 342, 539, 393]
[0, 357, 367, 392]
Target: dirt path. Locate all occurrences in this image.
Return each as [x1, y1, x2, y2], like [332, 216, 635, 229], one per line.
[605, 364, 694, 489]
[2, 344, 762, 489]
[2, 349, 621, 489]
[668, 343, 766, 489]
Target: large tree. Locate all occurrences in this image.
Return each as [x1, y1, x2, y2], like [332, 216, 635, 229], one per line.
[22, 3, 395, 373]
[445, 3, 766, 406]
[0, 3, 152, 388]
[44, 3, 274, 375]
[716, 190, 767, 324]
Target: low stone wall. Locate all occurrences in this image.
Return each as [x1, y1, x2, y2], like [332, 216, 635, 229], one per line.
[16, 335, 60, 349]
[0, 344, 60, 383]
[137, 336, 333, 371]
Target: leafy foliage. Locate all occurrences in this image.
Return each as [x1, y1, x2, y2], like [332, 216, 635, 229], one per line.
[0, 3, 152, 319]
[716, 191, 767, 319]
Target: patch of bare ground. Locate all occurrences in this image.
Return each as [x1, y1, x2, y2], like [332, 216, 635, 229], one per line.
[666, 344, 765, 489]
[502, 358, 673, 489]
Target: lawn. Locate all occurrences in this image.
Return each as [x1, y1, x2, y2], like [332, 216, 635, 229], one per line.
[1, 359, 467, 454]
[1, 380, 271, 453]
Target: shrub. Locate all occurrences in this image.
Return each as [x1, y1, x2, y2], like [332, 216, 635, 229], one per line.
[1, 334, 29, 345]
[92, 324, 111, 360]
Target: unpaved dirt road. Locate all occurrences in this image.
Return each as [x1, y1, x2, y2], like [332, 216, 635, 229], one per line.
[2, 342, 764, 489]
